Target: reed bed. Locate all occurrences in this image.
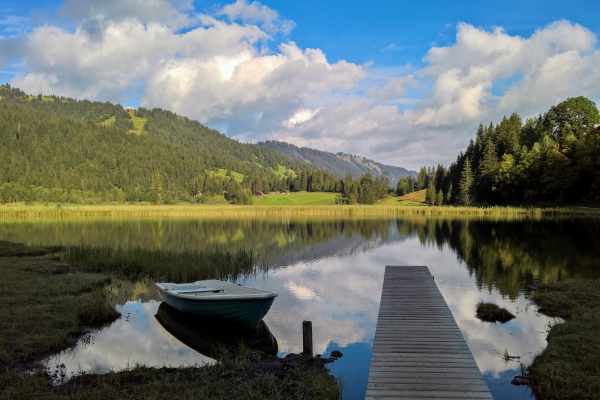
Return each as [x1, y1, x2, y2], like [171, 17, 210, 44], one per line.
[1, 202, 595, 219]
[63, 245, 265, 282]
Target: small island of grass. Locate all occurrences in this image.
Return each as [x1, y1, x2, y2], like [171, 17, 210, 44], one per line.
[475, 301, 516, 323]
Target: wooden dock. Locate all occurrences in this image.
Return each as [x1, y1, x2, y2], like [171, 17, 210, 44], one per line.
[366, 266, 492, 399]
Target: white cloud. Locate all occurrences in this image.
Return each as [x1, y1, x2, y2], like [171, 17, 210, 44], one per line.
[4, 1, 600, 169]
[219, 0, 295, 34]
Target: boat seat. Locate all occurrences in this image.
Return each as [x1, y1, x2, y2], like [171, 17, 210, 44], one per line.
[171, 287, 224, 294]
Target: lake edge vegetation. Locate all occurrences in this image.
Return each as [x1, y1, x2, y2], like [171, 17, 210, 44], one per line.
[3, 202, 600, 219]
[0, 241, 343, 399]
[404, 96, 600, 207]
[528, 280, 600, 400]
[475, 301, 515, 323]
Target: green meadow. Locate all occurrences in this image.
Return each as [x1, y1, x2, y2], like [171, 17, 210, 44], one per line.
[127, 109, 147, 134]
[253, 191, 340, 205]
[211, 168, 245, 183]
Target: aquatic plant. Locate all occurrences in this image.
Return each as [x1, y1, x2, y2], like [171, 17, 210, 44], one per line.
[63, 245, 266, 282]
[475, 301, 515, 323]
[1, 202, 590, 219]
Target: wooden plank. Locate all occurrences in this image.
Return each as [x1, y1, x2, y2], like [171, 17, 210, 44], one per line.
[366, 266, 492, 399]
[365, 390, 492, 399]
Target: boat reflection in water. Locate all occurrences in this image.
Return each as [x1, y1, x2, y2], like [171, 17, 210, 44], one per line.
[155, 303, 278, 359]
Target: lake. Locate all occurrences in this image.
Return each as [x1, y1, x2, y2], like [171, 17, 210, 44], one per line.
[2, 216, 599, 399]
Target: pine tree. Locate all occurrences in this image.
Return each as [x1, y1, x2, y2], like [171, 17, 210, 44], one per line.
[151, 170, 165, 205]
[437, 190, 444, 206]
[446, 183, 453, 204]
[459, 159, 474, 205]
[425, 180, 436, 205]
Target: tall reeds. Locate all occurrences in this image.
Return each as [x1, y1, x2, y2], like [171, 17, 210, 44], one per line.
[63, 245, 265, 282]
[1, 202, 592, 219]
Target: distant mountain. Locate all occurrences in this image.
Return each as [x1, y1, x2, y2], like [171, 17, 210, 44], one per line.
[257, 140, 417, 186]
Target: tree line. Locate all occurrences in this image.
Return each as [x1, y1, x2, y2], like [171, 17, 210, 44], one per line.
[404, 96, 600, 206]
[0, 85, 396, 205]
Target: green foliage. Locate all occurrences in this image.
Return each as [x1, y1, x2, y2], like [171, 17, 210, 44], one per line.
[151, 171, 165, 205]
[425, 180, 437, 205]
[459, 158, 474, 205]
[529, 280, 600, 400]
[63, 245, 263, 282]
[0, 85, 348, 205]
[475, 301, 515, 323]
[421, 96, 600, 205]
[436, 189, 444, 206]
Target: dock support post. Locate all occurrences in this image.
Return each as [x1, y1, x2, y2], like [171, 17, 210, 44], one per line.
[302, 320, 313, 356]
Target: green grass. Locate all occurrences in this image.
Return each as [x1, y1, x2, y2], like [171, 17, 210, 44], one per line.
[0, 241, 342, 399]
[475, 301, 515, 323]
[3, 348, 342, 399]
[253, 191, 341, 205]
[398, 189, 427, 204]
[25, 95, 55, 102]
[0, 241, 119, 374]
[529, 280, 600, 399]
[127, 109, 147, 135]
[63, 245, 264, 282]
[210, 168, 244, 183]
[98, 116, 115, 126]
[274, 165, 295, 179]
[1, 201, 595, 218]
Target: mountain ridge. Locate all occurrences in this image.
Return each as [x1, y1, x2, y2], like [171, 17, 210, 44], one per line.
[257, 140, 417, 186]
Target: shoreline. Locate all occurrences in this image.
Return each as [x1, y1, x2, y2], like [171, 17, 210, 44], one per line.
[0, 241, 342, 399]
[527, 279, 600, 399]
[2, 202, 599, 218]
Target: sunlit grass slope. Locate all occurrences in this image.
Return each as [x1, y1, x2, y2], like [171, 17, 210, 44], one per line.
[211, 168, 244, 183]
[398, 189, 427, 206]
[252, 191, 340, 205]
[127, 109, 147, 135]
[99, 116, 116, 126]
[274, 164, 296, 179]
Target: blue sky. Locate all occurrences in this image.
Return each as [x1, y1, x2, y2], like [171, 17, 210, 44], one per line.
[1, 0, 600, 169]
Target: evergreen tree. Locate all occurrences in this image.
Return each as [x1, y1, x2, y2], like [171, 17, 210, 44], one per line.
[151, 171, 165, 205]
[425, 180, 436, 205]
[437, 189, 444, 206]
[446, 183, 453, 204]
[459, 159, 474, 205]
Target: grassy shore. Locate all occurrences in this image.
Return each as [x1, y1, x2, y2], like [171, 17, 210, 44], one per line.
[2, 201, 596, 219]
[63, 245, 265, 282]
[529, 280, 600, 399]
[0, 241, 342, 399]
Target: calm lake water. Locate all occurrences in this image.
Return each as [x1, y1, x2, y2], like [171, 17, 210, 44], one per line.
[2, 216, 599, 399]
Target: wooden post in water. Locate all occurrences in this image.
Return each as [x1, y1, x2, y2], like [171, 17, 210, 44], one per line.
[302, 320, 313, 356]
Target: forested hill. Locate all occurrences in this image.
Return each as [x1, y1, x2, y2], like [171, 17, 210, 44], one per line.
[0, 85, 323, 204]
[397, 96, 600, 206]
[257, 140, 417, 186]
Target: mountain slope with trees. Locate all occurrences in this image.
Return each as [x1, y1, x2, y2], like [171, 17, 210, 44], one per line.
[398, 96, 600, 206]
[258, 140, 417, 186]
[0, 85, 395, 205]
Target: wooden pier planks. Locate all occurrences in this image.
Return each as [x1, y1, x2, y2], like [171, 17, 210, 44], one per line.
[366, 266, 492, 399]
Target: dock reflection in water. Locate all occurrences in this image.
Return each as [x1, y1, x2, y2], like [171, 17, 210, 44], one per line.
[155, 303, 278, 358]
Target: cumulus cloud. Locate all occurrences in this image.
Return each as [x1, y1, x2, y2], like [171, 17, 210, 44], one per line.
[60, 0, 195, 30]
[268, 21, 600, 167]
[4, 0, 600, 169]
[219, 0, 295, 34]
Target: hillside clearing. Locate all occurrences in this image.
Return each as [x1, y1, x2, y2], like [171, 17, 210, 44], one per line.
[127, 109, 147, 135]
[99, 116, 116, 126]
[252, 191, 340, 205]
[210, 168, 244, 183]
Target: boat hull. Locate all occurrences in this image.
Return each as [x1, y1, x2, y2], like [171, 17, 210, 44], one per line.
[155, 303, 278, 358]
[157, 288, 275, 328]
